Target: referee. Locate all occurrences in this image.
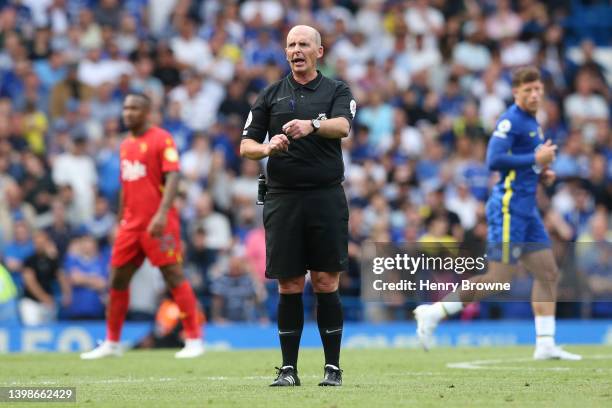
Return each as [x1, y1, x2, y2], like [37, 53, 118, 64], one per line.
[240, 25, 356, 387]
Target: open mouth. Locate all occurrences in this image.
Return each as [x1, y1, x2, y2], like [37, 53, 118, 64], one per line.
[292, 57, 306, 66]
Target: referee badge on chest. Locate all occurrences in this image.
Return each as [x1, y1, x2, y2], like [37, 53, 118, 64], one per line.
[317, 113, 327, 121]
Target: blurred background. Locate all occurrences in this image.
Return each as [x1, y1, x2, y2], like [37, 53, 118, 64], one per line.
[0, 0, 611, 343]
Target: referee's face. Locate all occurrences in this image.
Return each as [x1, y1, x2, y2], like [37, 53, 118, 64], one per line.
[285, 26, 323, 76]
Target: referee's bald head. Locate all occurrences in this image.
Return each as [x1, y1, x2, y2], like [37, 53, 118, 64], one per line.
[286, 25, 323, 76]
[286, 25, 321, 48]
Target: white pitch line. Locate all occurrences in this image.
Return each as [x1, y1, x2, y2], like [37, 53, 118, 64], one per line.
[0, 374, 324, 386]
[448, 354, 612, 370]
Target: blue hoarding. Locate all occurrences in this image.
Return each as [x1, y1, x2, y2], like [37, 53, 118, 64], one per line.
[1, 320, 611, 353]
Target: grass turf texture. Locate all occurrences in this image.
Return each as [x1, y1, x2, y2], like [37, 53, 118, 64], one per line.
[1, 346, 611, 407]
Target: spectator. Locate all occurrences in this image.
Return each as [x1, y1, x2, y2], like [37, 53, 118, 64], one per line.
[244, 29, 285, 71]
[438, 75, 466, 119]
[127, 260, 166, 321]
[170, 16, 212, 72]
[452, 101, 487, 143]
[115, 13, 139, 55]
[181, 133, 212, 185]
[485, 0, 522, 41]
[193, 192, 232, 251]
[62, 234, 107, 319]
[168, 70, 224, 132]
[184, 226, 217, 302]
[163, 100, 193, 154]
[329, 30, 373, 78]
[404, 0, 445, 39]
[210, 248, 263, 323]
[563, 183, 595, 241]
[86, 195, 115, 248]
[472, 64, 512, 126]
[542, 98, 568, 146]
[0, 263, 18, 323]
[231, 159, 260, 207]
[244, 223, 266, 283]
[90, 82, 122, 124]
[420, 187, 463, 241]
[359, 90, 394, 149]
[219, 79, 252, 121]
[0, 180, 36, 243]
[33, 49, 66, 94]
[77, 48, 114, 88]
[152, 44, 181, 91]
[578, 211, 612, 317]
[552, 131, 589, 179]
[77, 8, 103, 50]
[406, 34, 441, 75]
[419, 213, 456, 244]
[95, 125, 121, 205]
[44, 200, 75, 261]
[19, 230, 71, 326]
[499, 34, 535, 68]
[452, 28, 491, 73]
[3, 220, 35, 274]
[22, 100, 48, 154]
[588, 153, 612, 210]
[49, 63, 94, 119]
[446, 182, 480, 230]
[130, 57, 164, 107]
[564, 70, 609, 131]
[52, 133, 97, 224]
[22, 151, 56, 215]
[94, 0, 121, 30]
[240, 0, 284, 27]
[462, 141, 490, 202]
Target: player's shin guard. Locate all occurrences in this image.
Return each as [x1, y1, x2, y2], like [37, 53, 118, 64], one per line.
[316, 291, 343, 368]
[106, 288, 130, 342]
[278, 293, 304, 369]
[171, 280, 202, 339]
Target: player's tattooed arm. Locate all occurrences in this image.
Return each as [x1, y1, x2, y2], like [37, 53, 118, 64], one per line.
[147, 171, 180, 238]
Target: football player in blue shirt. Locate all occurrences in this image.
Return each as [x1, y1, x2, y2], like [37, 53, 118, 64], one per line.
[415, 66, 581, 360]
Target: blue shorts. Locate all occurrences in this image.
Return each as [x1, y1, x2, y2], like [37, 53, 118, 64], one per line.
[486, 200, 550, 264]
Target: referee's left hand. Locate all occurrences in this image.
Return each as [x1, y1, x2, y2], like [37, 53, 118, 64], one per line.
[282, 119, 313, 139]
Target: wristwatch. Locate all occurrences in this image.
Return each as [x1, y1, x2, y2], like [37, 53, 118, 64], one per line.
[310, 118, 320, 133]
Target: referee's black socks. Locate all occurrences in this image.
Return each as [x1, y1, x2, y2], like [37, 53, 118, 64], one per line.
[316, 291, 343, 368]
[278, 293, 304, 369]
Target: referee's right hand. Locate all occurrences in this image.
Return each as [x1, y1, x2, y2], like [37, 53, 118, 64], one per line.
[266, 134, 290, 156]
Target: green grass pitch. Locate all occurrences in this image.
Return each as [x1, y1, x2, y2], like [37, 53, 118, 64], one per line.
[1, 346, 611, 407]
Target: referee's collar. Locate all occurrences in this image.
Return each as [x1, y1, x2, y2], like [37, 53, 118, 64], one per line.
[288, 70, 323, 90]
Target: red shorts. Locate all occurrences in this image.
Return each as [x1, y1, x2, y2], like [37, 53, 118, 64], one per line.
[110, 215, 182, 268]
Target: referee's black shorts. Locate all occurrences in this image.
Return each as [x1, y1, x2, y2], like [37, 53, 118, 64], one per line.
[263, 184, 349, 279]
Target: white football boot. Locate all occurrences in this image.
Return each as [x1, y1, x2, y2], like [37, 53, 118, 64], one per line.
[80, 341, 123, 360]
[413, 304, 439, 351]
[533, 345, 582, 361]
[175, 338, 205, 359]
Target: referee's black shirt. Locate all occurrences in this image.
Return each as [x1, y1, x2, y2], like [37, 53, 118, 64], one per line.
[242, 71, 356, 190]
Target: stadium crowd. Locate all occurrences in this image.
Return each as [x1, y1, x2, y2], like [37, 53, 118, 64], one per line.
[0, 0, 611, 326]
